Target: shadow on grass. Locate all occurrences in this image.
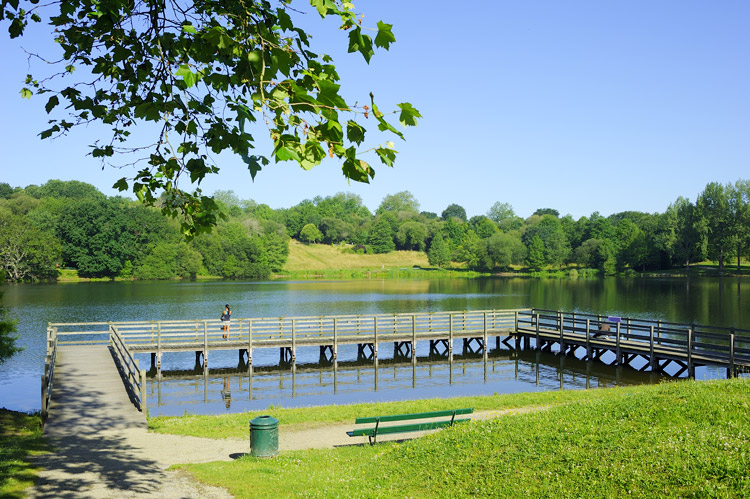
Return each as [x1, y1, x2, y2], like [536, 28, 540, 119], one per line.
[0, 409, 49, 498]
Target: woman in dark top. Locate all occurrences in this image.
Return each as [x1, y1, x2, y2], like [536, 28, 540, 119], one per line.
[221, 304, 231, 338]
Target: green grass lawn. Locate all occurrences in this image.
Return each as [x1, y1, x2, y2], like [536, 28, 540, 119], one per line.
[0, 410, 48, 497]
[148, 388, 625, 438]
[171, 378, 750, 498]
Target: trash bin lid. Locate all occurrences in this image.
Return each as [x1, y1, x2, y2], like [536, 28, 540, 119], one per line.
[250, 415, 278, 428]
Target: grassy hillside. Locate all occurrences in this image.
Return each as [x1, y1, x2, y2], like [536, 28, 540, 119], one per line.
[283, 240, 429, 272]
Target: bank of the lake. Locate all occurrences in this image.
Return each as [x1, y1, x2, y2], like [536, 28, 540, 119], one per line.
[170, 378, 749, 498]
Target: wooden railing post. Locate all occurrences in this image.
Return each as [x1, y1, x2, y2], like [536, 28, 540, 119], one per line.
[140, 367, 147, 414]
[649, 325, 656, 372]
[559, 311, 565, 355]
[585, 319, 591, 360]
[291, 319, 297, 364]
[333, 317, 338, 361]
[373, 316, 379, 360]
[247, 319, 253, 364]
[729, 331, 735, 378]
[687, 327, 694, 378]
[483, 312, 488, 357]
[412, 314, 417, 364]
[615, 322, 621, 365]
[449, 313, 454, 358]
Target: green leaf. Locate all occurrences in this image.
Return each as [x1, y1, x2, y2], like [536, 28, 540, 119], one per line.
[341, 157, 373, 183]
[397, 102, 422, 127]
[112, 178, 129, 191]
[176, 64, 196, 88]
[182, 23, 197, 35]
[20, 87, 32, 99]
[374, 21, 395, 50]
[347, 28, 374, 63]
[370, 95, 404, 140]
[204, 27, 233, 49]
[39, 125, 59, 139]
[375, 146, 397, 167]
[310, 0, 335, 18]
[45, 95, 59, 113]
[242, 154, 269, 180]
[346, 120, 366, 145]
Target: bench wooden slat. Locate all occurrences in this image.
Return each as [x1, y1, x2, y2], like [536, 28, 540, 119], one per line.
[347, 418, 471, 437]
[353, 408, 473, 424]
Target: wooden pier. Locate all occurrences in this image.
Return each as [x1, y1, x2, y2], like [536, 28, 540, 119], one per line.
[42, 308, 750, 422]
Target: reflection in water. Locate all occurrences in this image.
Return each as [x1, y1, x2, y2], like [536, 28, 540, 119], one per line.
[143, 344, 661, 417]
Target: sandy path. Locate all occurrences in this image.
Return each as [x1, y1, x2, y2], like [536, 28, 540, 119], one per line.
[30, 408, 534, 498]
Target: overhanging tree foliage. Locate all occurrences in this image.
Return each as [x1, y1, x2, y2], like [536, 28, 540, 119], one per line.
[2, 0, 420, 236]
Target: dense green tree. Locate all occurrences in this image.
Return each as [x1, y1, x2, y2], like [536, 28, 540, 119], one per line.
[0, 183, 15, 199]
[574, 238, 616, 275]
[57, 197, 175, 278]
[455, 230, 489, 270]
[38, 180, 105, 201]
[299, 223, 323, 244]
[319, 217, 352, 244]
[395, 222, 428, 251]
[262, 232, 290, 272]
[670, 197, 705, 269]
[616, 220, 649, 271]
[377, 191, 420, 215]
[368, 216, 396, 253]
[4, 0, 419, 236]
[729, 180, 750, 271]
[469, 216, 498, 239]
[486, 231, 526, 270]
[698, 182, 734, 273]
[523, 215, 569, 268]
[441, 203, 467, 222]
[0, 209, 61, 281]
[526, 235, 546, 271]
[427, 234, 451, 268]
[0, 285, 20, 365]
[442, 218, 467, 253]
[533, 208, 559, 218]
[487, 202, 515, 226]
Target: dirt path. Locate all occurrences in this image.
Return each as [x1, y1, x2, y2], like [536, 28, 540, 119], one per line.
[30, 407, 536, 498]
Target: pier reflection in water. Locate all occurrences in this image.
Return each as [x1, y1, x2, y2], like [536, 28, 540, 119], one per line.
[142, 342, 659, 417]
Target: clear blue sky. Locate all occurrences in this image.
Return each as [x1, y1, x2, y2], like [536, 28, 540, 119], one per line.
[1, 1, 748, 219]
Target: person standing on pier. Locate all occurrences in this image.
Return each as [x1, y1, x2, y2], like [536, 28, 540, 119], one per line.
[221, 304, 231, 339]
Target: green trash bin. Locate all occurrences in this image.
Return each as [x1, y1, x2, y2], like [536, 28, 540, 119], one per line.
[250, 415, 278, 458]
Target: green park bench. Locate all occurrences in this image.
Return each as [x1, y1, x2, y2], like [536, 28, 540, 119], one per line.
[347, 408, 474, 444]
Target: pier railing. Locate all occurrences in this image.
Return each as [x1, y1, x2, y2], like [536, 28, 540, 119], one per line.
[41, 327, 58, 425]
[103, 309, 527, 353]
[110, 326, 146, 412]
[518, 309, 750, 376]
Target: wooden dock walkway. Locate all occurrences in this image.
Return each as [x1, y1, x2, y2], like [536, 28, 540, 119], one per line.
[41, 308, 750, 422]
[43, 345, 146, 436]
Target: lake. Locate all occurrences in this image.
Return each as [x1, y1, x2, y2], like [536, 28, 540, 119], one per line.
[1, 277, 748, 415]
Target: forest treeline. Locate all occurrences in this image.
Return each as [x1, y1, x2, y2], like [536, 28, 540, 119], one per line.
[0, 179, 748, 282]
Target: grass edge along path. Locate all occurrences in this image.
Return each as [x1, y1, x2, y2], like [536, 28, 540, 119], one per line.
[172, 378, 750, 498]
[0, 409, 49, 497]
[149, 388, 630, 439]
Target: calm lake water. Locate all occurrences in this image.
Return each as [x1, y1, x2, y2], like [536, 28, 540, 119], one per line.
[1, 277, 748, 415]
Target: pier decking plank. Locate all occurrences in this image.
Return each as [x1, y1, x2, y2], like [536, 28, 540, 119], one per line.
[44, 345, 145, 438]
